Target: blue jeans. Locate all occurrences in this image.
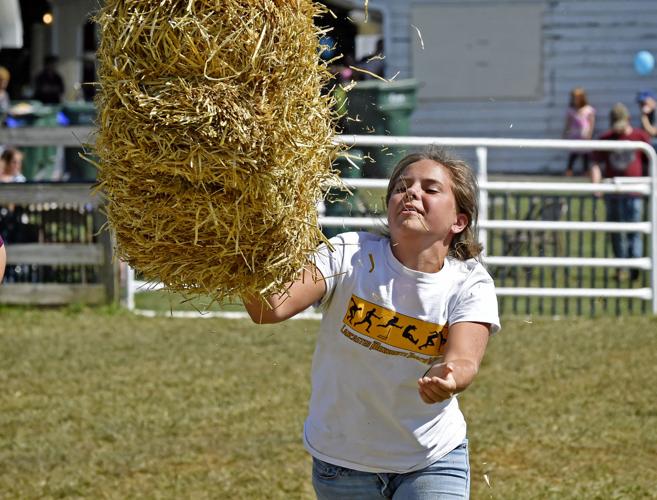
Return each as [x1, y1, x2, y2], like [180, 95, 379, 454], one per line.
[312, 440, 470, 499]
[605, 196, 644, 259]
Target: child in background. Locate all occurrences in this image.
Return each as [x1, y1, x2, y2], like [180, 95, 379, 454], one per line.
[0, 148, 26, 183]
[636, 90, 657, 137]
[563, 87, 596, 176]
[244, 148, 500, 499]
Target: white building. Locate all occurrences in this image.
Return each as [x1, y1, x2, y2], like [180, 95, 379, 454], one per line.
[31, 0, 657, 173]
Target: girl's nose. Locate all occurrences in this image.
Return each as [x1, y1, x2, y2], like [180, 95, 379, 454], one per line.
[404, 185, 419, 200]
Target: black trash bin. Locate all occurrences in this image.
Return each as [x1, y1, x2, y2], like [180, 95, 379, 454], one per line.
[323, 149, 365, 239]
[344, 79, 418, 178]
[62, 102, 97, 181]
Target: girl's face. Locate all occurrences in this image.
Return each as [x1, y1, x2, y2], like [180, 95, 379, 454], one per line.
[641, 97, 656, 114]
[571, 92, 586, 109]
[6, 154, 22, 175]
[387, 159, 467, 244]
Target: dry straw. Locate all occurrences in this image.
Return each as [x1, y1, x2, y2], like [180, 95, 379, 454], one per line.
[94, 0, 343, 303]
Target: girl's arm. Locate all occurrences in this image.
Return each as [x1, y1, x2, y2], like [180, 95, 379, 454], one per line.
[562, 113, 571, 139]
[417, 321, 490, 404]
[242, 264, 326, 324]
[586, 110, 596, 139]
[640, 113, 657, 136]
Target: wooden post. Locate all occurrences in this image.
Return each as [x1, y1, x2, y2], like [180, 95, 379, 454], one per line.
[93, 209, 120, 305]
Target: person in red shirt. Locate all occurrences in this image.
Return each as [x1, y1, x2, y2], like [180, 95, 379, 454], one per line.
[590, 103, 652, 280]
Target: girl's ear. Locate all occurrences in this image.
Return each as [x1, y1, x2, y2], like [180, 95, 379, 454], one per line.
[451, 213, 468, 234]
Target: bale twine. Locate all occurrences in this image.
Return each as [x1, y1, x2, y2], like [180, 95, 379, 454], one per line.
[94, 0, 342, 302]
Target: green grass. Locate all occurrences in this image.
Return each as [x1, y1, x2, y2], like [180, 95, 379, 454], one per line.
[2, 308, 657, 499]
[133, 290, 245, 313]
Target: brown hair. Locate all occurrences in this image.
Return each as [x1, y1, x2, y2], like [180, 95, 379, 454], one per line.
[385, 147, 482, 261]
[1, 147, 22, 164]
[0, 66, 9, 82]
[569, 87, 588, 109]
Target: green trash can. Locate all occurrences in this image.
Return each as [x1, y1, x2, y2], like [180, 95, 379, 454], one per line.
[343, 79, 418, 178]
[62, 102, 98, 181]
[323, 149, 365, 239]
[7, 102, 59, 180]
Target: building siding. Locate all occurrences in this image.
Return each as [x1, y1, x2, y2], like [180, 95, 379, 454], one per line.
[374, 0, 657, 173]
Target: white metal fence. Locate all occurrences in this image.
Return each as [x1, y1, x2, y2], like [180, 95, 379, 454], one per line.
[127, 135, 657, 315]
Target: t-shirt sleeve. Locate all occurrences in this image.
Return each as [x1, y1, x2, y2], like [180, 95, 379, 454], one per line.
[310, 234, 348, 309]
[449, 264, 501, 334]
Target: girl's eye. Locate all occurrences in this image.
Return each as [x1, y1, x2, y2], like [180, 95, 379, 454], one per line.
[394, 185, 407, 193]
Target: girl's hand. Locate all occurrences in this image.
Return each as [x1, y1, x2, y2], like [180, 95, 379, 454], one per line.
[418, 362, 457, 404]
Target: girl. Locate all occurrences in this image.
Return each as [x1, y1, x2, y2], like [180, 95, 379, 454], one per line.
[563, 87, 596, 176]
[244, 148, 500, 499]
[0, 148, 26, 183]
[637, 90, 657, 137]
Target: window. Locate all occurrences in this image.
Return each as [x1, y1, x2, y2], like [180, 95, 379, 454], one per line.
[410, 3, 543, 101]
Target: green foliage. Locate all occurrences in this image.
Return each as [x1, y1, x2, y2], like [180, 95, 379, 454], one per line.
[1, 309, 656, 499]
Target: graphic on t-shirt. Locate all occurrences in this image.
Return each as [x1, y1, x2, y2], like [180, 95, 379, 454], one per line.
[376, 316, 402, 340]
[419, 330, 447, 351]
[608, 149, 635, 172]
[401, 325, 419, 345]
[347, 297, 363, 323]
[353, 308, 382, 333]
[343, 294, 449, 357]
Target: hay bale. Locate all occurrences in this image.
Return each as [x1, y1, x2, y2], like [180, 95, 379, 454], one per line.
[94, 0, 342, 301]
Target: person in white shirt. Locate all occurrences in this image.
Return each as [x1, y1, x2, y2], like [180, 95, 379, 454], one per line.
[244, 148, 500, 499]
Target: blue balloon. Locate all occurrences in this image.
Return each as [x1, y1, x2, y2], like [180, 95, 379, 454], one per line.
[634, 50, 655, 76]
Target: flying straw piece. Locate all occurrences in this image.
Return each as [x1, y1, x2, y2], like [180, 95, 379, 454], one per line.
[411, 24, 424, 50]
[349, 65, 388, 81]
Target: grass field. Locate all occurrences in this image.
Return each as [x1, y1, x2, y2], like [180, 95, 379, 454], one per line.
[1, 307, 657, 499]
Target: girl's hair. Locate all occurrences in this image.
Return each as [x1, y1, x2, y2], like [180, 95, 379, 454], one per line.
[569, 87, 588, 108]
[1, 147, 22, 164]
[385, 147, 483, 261]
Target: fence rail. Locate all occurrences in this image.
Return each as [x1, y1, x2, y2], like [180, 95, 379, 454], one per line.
[0, 183, 117, 306]
[326, 135, 657, 315]
[3, 129, 654, 315]
[0, 126, 95, 147]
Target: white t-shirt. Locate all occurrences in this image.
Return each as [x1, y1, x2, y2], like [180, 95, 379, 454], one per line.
[303, 231, 500, 473]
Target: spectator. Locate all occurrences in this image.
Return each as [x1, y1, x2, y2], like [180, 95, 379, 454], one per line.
[357, 38, 385, 80]
[590, 103, 651, 281]
[636, 90, 657, 137]
[33, 55, 65, 104]
[0, 66, 11, 125]
[0, 148, 26, 183]
[562, 87, 596, 176]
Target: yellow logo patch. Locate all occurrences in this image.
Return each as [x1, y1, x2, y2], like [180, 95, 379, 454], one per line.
[343, 295, 448, 356]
